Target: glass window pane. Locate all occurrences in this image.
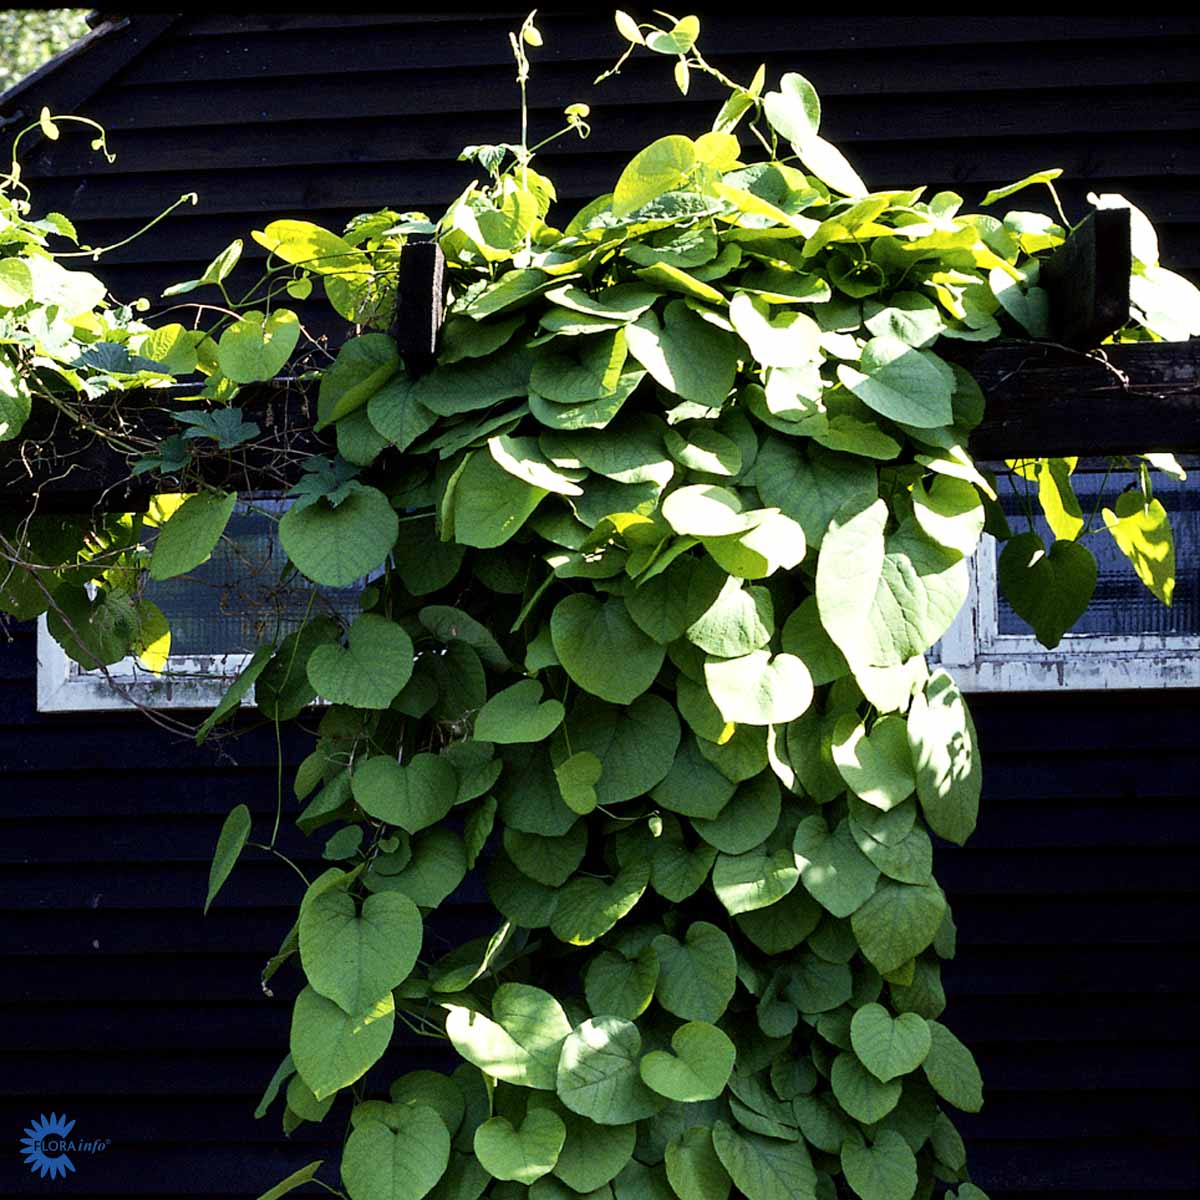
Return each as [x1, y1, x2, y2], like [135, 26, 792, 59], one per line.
[142, 501, 363, 656]
[996, 468, 1198, 637]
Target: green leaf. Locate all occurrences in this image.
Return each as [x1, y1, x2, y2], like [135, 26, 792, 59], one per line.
[795, 136, 866, 198]
[711, 1122, 817, 1200]
[712, 841, 800, 916]
[205, 803, 251, 913]
[837, 337, 953, 428]
[550, 863, 649, 945]
[452, 451, 549, 548]
[692, 771, 780, 856]
[704, 650, 813, 726]
[255, 1161, 325, 1200]
[664, 424, 743, 477]
[474, 1109, 565, 1184]
[762, 72, 821, 146]
[981, 168, 1062, 208]
[217, 309, 300, 383]
[307, 615, 414, 708]
[613, 136, 697, 218]
[445, 984, 571, 1091]
[729, 292, 821, 368]
[1103, 491, 1175, 606]
[851, 879, 947, 975]
[996, 532, 1097, 649]
[316, 333, 402, 429]
[196, 645, 273, 744]
[299, 885, 421, 1016]
[780, 598, 848, 687]
[257, 617, 340, 722]
[792, 815, 880, 918]
[527, 1096, 636, 1192]
[841, 1130, 918, 1200]
[832, 715, 916, 811]
[368, 827, 465, 909]
[0, 257, 34, 308]
[279, 484, 399, 587]
[556, 1016, 665, 1124]
[551, 594, 666, 704]
[754, 439, 877, 553]
[665, 1127, 731, 1200]
[662, 485, 757, 538]
[911, 476, 985, 557]
[850, 1004, 932, 1083]
[342, 1107, 450, 1200]
[922, 1021, 983, 1112]
[291, 985, 395, 1100]
[626, 302, 739, 408]
[148, 490, 237, 581]
[352, 753, 458, 835]
[830, 1051, 902, 1124]
[652, 921, 737, 1022]
[585, 947, 659, 1021]
[907, 670, 980, 845]
[639, 1021, 735, 1102]
[475, 679, 565, 743]
[0, 356, 32, 442]
[255, 218, 366, 274]
[686, 575, 774, 658]
[555, 751, 604, 814]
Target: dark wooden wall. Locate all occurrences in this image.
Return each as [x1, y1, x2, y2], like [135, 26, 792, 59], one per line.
[5, 11, 1198, 311]
[1, 11, 1199, 1198]
[2, 615, 1198, 1198]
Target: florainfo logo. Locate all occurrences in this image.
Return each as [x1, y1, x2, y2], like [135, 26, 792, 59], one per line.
[19, 1112, 111, 1180]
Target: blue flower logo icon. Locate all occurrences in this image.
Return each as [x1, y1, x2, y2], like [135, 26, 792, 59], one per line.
[20, 1112, 77, 1179]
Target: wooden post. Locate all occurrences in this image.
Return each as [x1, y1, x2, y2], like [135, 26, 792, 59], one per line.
[393, 241, 447, 376]
[1041, 207, 1131, 349]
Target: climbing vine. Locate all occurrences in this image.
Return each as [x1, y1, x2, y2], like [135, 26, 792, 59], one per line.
[3, 12, 1199, 1200]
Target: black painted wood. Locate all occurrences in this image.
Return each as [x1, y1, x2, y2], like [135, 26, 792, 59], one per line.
[1, 14, 1199, 1199]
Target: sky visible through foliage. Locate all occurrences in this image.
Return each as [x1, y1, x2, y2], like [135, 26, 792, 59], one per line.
[0, 10, 90, 95]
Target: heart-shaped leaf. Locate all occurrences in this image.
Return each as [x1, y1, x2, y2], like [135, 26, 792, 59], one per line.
[652, 921, 737, 1022]
[555, 751, 603, 814]
[299, 885, 422, 1016]
[149, 490, 238, 581]
[473, 1108, 566, 1184]
[704, 650, 814, 727]
[830, 1051, 902, 1125]
[341, 1106, 449, 1200]
[352, 753, 457, 835]
[444, 983, 571, 1091]
[279, 483, 399, 588]
[556, 1016, 664, 1125]
[291, 985, 394, 1101]
[625, 301, 739, 408]
[307, 615, 414, 708]
[922, 1020, 984, 1112]
[762, 72, 821, 145]
[665, 1127, 732, 1200]
[840, 1130, 918, 1200]
[997, 532, 1097, 648]
[851, 879, 947, 975]
[551, 594, 666, 704]
[550, 863, 650, 945]
[849, 1003, 932, 1083]
[711, 1122, 817, 1200]
[837, 336, 953, 428]
[475, 679, 565, 743]
[584, 947, 659, 1021]
[907, 670, 980, 846]
[832, 715, 916, 811]
[639, 1020, 735, 1102]
[792, 815, 880, 918]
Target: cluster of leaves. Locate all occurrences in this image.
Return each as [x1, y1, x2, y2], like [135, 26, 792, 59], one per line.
[3, 11, 1198, 1200]
[185, 16, 1199, 1200]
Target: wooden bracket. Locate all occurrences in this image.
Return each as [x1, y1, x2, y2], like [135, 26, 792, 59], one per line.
[392, 241, 447, 376]
[1041, 207, 1131, 349]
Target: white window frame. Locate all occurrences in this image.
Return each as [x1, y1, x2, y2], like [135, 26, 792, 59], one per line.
[36, 618, 254, 713]
[933, 532, 1200, 692]
[35, 494, 363, 714]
